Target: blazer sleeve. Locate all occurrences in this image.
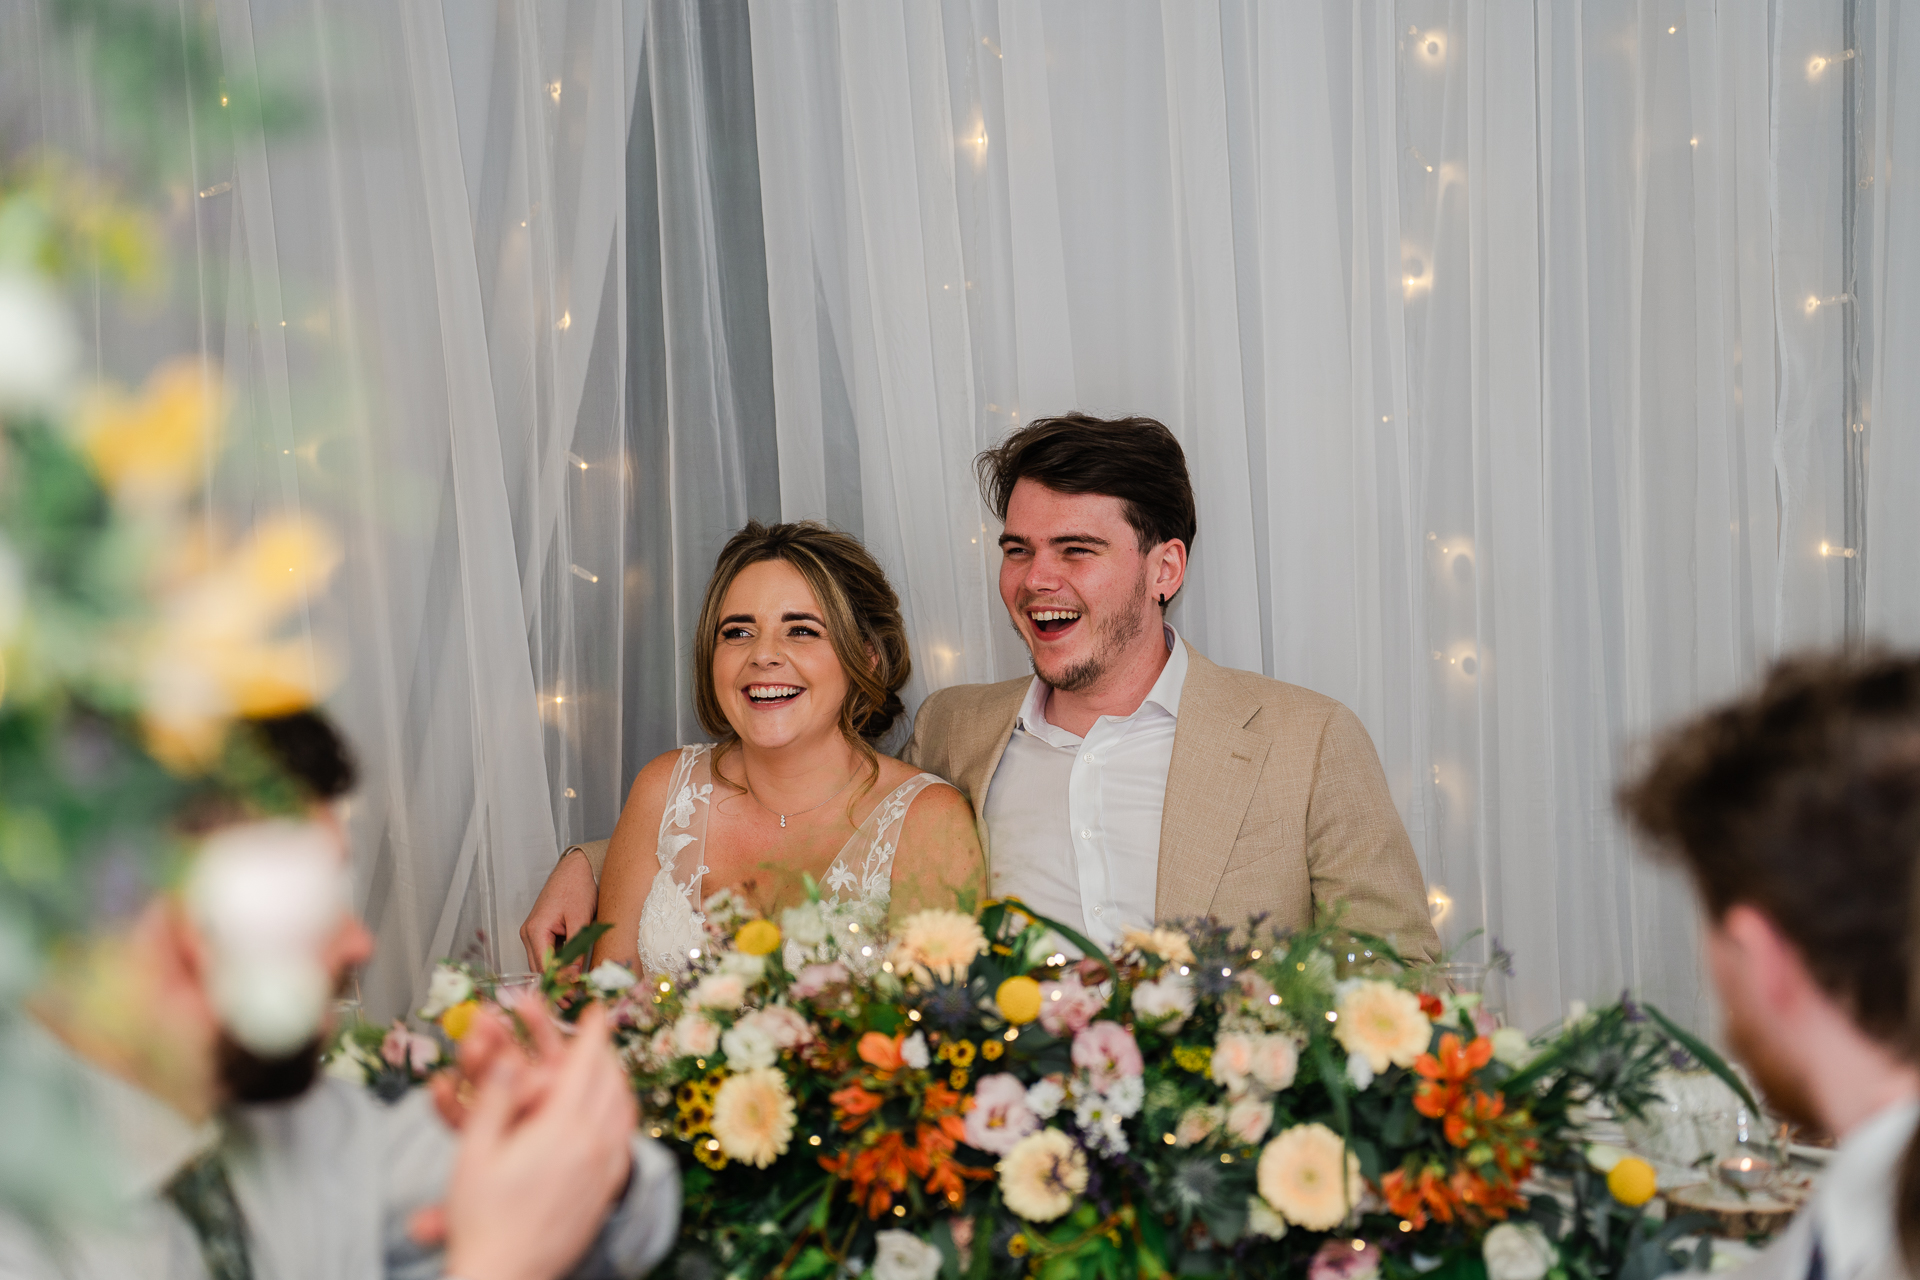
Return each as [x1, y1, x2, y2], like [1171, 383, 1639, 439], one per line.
[1303, 705, 1441, 963]
[567, 838, 611, 885]
[897, 689, 948, 775]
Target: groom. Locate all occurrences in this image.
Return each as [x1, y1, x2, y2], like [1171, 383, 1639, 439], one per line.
[523, 413, 1437, 963]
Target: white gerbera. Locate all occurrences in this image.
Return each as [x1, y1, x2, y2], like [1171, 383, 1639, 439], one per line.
[998, 1128, 1088, 1222]
[710, 1066, 796, 1168]
[1332, 980, 1430, 1074]
[1256, 1123, 1364, 1231]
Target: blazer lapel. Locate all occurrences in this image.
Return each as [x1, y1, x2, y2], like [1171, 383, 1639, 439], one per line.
[1155, 645, 1268, 922]
[954, 680, 1026, 853]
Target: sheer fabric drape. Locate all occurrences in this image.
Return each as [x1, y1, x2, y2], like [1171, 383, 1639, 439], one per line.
[747, 0, 1906, 1031]
[1, 0, 775, 1018]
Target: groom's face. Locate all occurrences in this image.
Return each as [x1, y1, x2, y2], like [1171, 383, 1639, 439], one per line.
[999, 481, 1157, 693]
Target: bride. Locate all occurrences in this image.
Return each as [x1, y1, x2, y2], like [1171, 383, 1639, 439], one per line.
[592, 521, 986, 975]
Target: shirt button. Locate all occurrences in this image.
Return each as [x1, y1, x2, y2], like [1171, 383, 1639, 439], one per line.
[1080, 829, 1091, 839]
[1093, 905, 1104, 915]
[1083, 753, 1095, 763]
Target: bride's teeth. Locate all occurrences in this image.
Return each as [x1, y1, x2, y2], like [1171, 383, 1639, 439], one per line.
[749, 685, 800, 699]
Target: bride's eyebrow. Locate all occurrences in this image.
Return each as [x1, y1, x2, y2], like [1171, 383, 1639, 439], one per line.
[782, 611, 825, 624]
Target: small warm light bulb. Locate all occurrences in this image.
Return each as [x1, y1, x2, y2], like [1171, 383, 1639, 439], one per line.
[1326, 1011, 1339, 1022]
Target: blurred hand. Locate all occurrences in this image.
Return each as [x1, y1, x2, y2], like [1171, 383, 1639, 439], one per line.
[427, 995, 568, 1131]
[416, 1006, 637, 1280]
[519, 850, 599, 971]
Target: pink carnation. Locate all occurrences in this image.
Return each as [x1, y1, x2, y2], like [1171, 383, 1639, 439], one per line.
[747, 1004, 815, 1049]
[1070, 1021, 1143, 1091]
[1038, 973, 1107, 1035]
[963, 1072, 1040, 1154]
[1308, 1238, 1380, 1280]
[380, 1022, 438, 1074]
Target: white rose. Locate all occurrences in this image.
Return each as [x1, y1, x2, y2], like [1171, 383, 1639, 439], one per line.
[871, 1229, 942, 1280]
[1225, 1095, 1273, 1145]
[781, 901, 828, 948]
[586, 960, 637, 993]
[1245, 1195, 1289, 1240]
[1491, 1026, 1532, 1066]
[672, 1013, 721, 1058]
[721, 1020, 779, 1070]
[749, 1005, 815, 1049]
[720, 951, 767, 982]
[420, 965, 475, 1019]
[1249, 1034, 1299, 1093]
[1131, 972, 1196, 1028]
[901, 1031, 931, 1070]
[1482, 1223, 1554, 1280]
[0, 272, 79, 414]
[1346, 1050, 1376, 1091]
[1175, 1105, 1220, 1147]
[689, 972, 748, 1010]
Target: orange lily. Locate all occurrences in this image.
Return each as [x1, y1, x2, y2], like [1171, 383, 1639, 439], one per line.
[1413, 1033, 1494, 1119]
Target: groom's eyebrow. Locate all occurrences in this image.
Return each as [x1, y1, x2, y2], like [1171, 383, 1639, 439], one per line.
[1048, 532, 1110, 547]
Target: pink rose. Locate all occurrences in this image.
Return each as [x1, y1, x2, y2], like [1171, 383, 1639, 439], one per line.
[1071, 1022, 1143, 1091]
[791, 962, 849, 1000]
[672, 1013, 721, 1058]
[1308, 1238, 1380, 1280]
[647, 1027, 675, 1066]
[381, 1022, 438, 1074]
[963, 1072, 1040, 1154]
[1237, 971, 1277, 1008]
[748, 1004, 815, 1049]
[1249, 1034, 1300, 1094]
[1225, 1095, 1272, 1144]
[1211, 1032, 1256, 1095]
[1175, 1105, 1220, 1147]
[1038, 974, 1108, 1035]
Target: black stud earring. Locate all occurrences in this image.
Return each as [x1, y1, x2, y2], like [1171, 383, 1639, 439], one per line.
[1157, 594, 1167, 608]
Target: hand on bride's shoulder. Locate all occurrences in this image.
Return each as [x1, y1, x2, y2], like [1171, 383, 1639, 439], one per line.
[886, 769, 985, 918]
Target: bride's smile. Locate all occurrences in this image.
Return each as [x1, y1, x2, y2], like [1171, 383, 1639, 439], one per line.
[713, 558, 853, 758]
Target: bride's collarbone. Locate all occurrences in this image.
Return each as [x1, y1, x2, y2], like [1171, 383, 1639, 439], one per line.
[698, 798, 862, 906]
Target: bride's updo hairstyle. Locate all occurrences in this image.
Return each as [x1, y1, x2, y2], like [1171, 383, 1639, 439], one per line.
[692, 520, 912, 770]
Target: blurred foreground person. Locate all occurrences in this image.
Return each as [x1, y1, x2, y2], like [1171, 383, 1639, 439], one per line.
[1622, 654, 1920, 1280]
[0, 712, 678, 1280]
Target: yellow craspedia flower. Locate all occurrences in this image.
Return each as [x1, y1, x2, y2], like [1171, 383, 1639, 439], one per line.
[1607, 1156, 1657, 1207]
[439, 1000, 479, 1041]
[734, 919, 782, 956]
[996, 975, 1043, 1025]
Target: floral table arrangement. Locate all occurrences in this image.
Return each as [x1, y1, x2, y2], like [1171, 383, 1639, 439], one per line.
[339, 897, 1749, 1280]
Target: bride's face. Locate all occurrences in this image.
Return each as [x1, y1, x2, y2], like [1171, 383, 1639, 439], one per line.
[711, 558, 853, 751]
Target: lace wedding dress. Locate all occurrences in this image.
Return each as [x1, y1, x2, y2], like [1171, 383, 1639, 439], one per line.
[634, 743, 949, 976]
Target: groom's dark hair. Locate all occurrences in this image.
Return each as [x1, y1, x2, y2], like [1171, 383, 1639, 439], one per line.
[976, 413, 1197, 556]
[1618, 650, 1920, 1048]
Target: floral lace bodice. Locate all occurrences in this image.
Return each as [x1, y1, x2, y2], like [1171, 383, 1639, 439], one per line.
[635, 744, 948, 976]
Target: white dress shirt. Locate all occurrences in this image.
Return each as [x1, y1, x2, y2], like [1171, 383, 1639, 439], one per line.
[1811, 1098, 1919, 1280]
[0, 1018, 680, 1280]
[984, 625, 1187, 951]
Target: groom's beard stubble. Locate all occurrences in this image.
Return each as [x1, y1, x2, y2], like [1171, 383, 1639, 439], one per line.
[1025, 572, 1150, 694]
[217, 1032, 324, 1104]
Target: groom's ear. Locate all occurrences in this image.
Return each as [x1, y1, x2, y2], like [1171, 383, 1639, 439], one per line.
[1152, 538, 1188, 600]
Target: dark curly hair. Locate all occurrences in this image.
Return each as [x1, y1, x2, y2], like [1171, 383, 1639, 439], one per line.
[692, 522, 911, 801]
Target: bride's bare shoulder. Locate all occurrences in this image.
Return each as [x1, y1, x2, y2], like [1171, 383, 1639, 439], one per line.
[624, 745, 705, 812]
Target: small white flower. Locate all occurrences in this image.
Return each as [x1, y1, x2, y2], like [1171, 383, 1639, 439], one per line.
[420, 965, 475, 1019]
[720, 951, 767, 982]
[871, 1229, 942, 1280]
[901, 1031, 931, 1070]
[1026, 1076, 1066, 1120]
[781, 901, 828, 948]
[1482, 1222, 1554, 1280]
[1490, 1026, 1532, 1067]
[1245, 1195, 1289, 1240]
[721, 1020, 779, 1070]
[586, 960, 637, 993]
[0, 272, 79, 414]
[1104, 1074, 1145, 1119]
[1345, 1050, 1376, 1091]
[1130, 972, 1197, 1029]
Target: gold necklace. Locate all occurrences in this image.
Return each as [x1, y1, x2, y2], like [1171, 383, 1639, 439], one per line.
[741, 761, 857, 828]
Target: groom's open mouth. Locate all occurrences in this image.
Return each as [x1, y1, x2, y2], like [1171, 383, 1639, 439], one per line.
[745, 683, 805, 707]
[1027, 608, 1082, 639]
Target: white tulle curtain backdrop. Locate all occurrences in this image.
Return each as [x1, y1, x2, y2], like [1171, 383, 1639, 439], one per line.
[6, 0, 1916, 1031]
[747, 0, 1916, 1034]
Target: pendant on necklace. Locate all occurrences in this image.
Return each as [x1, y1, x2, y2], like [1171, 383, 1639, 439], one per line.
[780, 815, 787, 828]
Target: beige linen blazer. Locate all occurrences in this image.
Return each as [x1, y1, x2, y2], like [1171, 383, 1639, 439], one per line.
[899, 641, 1439, 962]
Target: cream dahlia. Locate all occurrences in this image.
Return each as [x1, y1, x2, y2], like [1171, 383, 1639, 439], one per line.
[1332, 980, 1430, 1073]
[892, 909, 988, 984]
[998, 1128, 1088, 1222]
[710, 1066, 796, 1168]
[1256, 1123, 1364, 1231]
